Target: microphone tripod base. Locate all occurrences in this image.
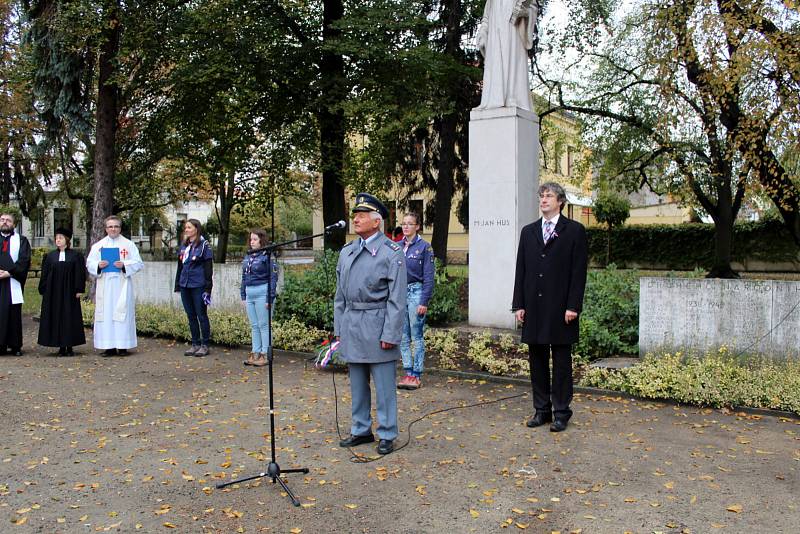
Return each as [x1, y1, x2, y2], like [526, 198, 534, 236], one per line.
[216, 462, 310, 507]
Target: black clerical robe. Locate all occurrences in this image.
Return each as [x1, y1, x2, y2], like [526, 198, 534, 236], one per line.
[0, 231, 31, 350]
[38, 248, 87, 348]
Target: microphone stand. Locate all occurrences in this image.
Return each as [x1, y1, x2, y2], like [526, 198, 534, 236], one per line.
[216, 227, 341, 506]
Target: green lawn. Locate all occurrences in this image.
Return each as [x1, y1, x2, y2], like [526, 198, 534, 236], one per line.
[22, 279, 42, 315]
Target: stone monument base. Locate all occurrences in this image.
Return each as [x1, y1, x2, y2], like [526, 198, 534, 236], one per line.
[468, 107, 539, 330]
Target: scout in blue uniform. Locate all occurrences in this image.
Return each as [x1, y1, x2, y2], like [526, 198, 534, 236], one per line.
[397, 212, 435, 390]
[334, 193, 407, 455]
[174, 219, 214, 357]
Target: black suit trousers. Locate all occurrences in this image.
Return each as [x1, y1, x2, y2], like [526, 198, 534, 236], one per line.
[528, 344, 573, 421]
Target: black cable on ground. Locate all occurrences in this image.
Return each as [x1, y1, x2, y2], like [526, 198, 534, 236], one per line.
[318, 236, 528, 463]
[331, 366, 527, 463]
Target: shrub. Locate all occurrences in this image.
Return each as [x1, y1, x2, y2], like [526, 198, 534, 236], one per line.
[275, 252, 464, 328]
[423, 328, 460, 370]
[573, 265, 640, 360]
[274, 250, 338, 330]
[466, 330, 529, 377]
[586, 219, 799, 269]
[580, 348, 800, 414]
[30, 248, 50, 270]
[426, 260, 464, 326]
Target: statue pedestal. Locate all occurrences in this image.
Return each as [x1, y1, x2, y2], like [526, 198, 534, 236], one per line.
[468, 107, 539, 329]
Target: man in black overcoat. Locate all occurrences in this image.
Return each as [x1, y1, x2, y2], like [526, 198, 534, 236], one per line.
[512, 182, 588, 432]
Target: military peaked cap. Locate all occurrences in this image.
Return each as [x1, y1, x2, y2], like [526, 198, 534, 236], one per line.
[352, 192, 389, 219]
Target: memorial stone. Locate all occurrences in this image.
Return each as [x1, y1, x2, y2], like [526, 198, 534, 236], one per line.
[639, 278, 800, 358]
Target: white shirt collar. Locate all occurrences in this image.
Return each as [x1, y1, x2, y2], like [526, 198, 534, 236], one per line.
[543, 213, 560, 228]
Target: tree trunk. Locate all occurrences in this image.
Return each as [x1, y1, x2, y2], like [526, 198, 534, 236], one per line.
[429, 0, 463, 264]
[1, 145, 10, 205]
[743, 131, 800, 247]
[606, 226, 612, 266]
[319, 0, 347, 250]
[431, 113, 457, 263]
[214, 169, 236, 263]
[89, 8, 120, 247]
[706, 188, 739, 279]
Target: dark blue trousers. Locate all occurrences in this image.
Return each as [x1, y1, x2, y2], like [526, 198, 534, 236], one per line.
[180, 286, 210, 345]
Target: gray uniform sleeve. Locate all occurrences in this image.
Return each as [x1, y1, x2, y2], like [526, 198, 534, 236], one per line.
[381, 249, 407, 345]
[333, 252, 346, 337]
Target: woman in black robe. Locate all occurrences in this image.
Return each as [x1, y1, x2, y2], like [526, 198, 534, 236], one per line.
[38, 228, 86, 355]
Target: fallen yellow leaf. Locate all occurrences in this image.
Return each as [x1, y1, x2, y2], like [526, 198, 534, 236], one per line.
[470, 509, 480, 518]
[344, 504, 357, 509]
[727, 504, 743, 513]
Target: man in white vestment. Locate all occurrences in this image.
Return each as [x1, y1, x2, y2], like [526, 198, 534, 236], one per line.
[476, 0, 538, 110]
[86, 215, 144, 355]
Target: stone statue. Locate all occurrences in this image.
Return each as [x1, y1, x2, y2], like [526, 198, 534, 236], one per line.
[476, 0, 538, 111]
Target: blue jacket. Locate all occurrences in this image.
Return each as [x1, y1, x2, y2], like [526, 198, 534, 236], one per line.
[175, 237, 213, 291]
[403, 235, 435, 306]
[241, 249, 277, 302]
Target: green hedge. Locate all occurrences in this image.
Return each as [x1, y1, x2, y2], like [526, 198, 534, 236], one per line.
[275, 250, 465, 329]
[580, 349, 800, 414]
[80, 302, 327, 353]
[275, 250, 338, 330]
[588, 219, 799, 269]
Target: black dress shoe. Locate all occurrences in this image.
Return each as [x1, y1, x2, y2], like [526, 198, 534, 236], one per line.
[117, 349, 129, 356]
[102, 349, 117, 356]
[377, 439, 394, 455]
[66, 347, 74, 356]
[10, 348, 21, 356]
[550, 419, 568, 432]
[338, 433, 375, 447]
[526, 413, 552, 428]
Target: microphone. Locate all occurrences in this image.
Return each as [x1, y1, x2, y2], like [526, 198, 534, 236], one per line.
[325, 220, 347, 231]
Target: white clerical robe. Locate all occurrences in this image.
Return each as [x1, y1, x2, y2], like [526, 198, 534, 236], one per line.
[476, 0, 537, 110]
[86, 235, 144, 349]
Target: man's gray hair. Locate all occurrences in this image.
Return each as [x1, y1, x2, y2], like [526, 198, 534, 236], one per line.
[368, 210, 384, 231]
[538, 182, 567, 211]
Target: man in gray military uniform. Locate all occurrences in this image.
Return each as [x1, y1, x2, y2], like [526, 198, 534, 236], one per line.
[334, 193, 407, 455]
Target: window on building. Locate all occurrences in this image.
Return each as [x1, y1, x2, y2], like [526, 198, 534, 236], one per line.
[554, 148, 562, 175]
[176, 213, 187, 241]
[566, 147, 575, 177]
[53, 208, 72, 234]
[31, 209, 45, 238]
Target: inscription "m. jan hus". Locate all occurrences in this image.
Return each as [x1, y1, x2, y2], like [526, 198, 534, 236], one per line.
[473, 218, 510, 227]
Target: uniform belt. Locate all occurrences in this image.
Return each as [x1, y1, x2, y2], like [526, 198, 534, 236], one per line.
[348, 301, 387, 310]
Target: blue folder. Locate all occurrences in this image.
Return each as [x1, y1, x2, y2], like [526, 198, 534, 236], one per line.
[100, 247, 121, 272]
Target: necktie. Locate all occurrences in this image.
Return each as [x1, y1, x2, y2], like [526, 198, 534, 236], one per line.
[543, 220, 554, 244]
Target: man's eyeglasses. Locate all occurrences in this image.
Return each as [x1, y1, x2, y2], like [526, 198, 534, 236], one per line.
[106, 225, 121, 229]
